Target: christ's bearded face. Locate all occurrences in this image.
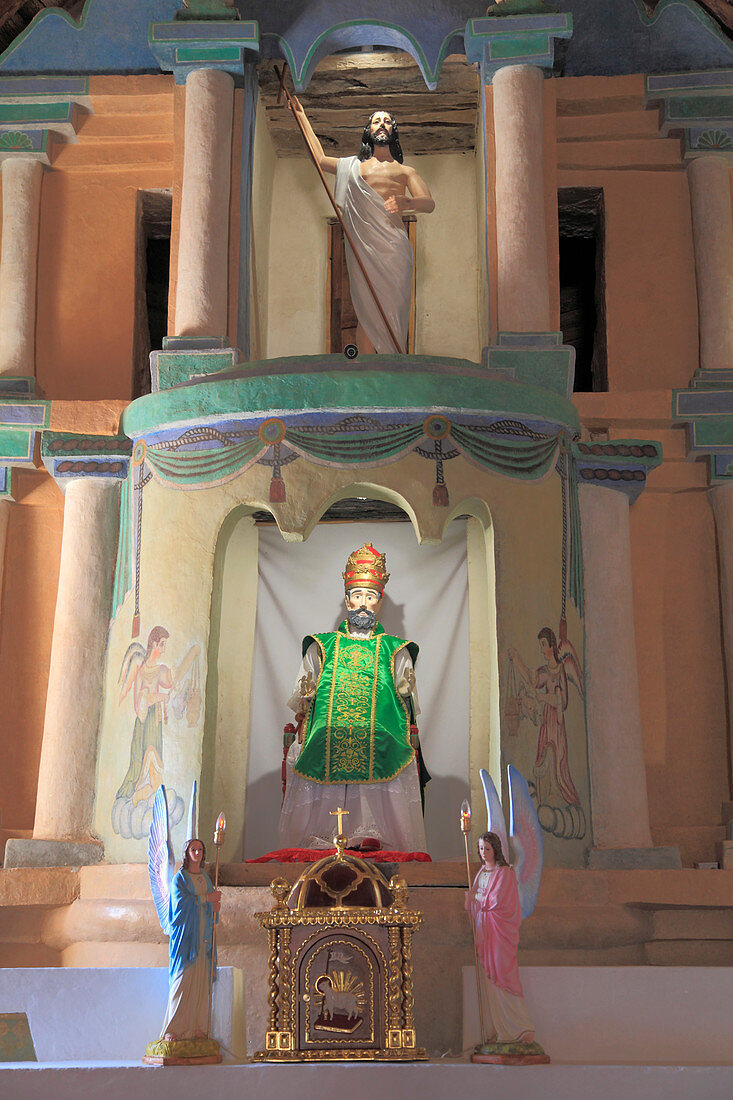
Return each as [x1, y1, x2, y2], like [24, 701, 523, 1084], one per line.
[370, 111, 393, 145]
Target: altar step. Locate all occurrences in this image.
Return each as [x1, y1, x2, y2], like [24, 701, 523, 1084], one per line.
[2, 864, 733, 1056]
[2, 1061, 732, 1100]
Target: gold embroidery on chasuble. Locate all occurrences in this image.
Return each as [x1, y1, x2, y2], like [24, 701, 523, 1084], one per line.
[294, 626, 416, 785]
[328, 636, 381, 781]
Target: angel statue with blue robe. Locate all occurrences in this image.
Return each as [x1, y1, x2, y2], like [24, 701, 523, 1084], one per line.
[144, 784, 222, 1065]
[466, 766, 549, 1064]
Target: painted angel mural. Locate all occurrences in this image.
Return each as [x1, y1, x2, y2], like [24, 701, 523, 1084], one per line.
[466, 767, 548, 1063]
[111, 625, 201, 840]
[507, 626, 586, 840]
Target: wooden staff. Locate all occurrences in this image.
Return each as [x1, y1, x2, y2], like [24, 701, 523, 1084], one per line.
[207, 811, 226, 1039]
[274, 64, 406, 356]
[461, 799, 486, 1048]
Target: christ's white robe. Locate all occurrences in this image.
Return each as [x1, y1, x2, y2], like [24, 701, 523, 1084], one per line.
[334, 156, 413, 354]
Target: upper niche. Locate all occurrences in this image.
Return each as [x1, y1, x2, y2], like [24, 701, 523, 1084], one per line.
[257, 51, 479, 158]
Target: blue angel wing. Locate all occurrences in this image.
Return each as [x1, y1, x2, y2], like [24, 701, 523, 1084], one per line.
[508, 764, 543, 919]
[479, 768, 509, 859]
[148, 785, 174, 935]
[186, 779, 197, 842]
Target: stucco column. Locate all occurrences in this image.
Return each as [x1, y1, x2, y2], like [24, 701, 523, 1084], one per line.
[687, 155, 733, 372]
[27, 479, 119, 856]
[0, 157, 43, 376]
[579, 483, 680, 867]
[709, 485, 733, 778]
[0, 498, 9, 612]
[175, 67, 234, 339]
[492, 64, 551, 333]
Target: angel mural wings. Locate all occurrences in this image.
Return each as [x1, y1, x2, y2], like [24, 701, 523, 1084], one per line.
[145, 784, 222, 1062]
[508, 626, 585, 820]
[466, 766, 547, 1058]
[112, 626, 200, 841]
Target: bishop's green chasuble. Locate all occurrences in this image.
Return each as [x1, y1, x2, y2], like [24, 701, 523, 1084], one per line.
[294, 622, 418, 785]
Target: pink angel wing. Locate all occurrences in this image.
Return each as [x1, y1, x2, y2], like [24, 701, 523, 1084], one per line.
[148, 784, 174, 935]
[508, 764, 543, 919]
[559, 637, 584, 701]
[479, 768, 509, 859]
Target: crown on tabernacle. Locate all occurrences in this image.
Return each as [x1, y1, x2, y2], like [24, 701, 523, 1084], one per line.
[342, 543, 390, 593]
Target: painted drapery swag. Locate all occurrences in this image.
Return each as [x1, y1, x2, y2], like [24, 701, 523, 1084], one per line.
[112, 415, 585, 624]
[295, 623, 418, 785]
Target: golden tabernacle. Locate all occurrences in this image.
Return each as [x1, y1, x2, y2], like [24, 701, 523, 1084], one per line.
[254, 809, 427, 1062]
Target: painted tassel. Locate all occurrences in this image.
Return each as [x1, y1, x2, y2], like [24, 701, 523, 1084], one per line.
[433, 483, 449, 507]
[270, 476, 286, 503]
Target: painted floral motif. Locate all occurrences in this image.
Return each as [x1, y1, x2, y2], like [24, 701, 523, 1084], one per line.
[696, 129, 733, 150]
[0, 131, 33, 151]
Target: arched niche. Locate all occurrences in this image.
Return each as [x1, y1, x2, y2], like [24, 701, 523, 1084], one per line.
[201, 485, 500, 862]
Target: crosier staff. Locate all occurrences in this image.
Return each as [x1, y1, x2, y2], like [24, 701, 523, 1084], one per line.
[461, 799, 486, 1047]
[207, 810, 226, 1038]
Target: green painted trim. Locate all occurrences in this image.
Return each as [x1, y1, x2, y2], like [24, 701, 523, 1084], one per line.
[666, 94, 733, 121]
[0, 101, 70, 123]
[488, 33, 551, 60]
[122, 365, 580, 437]
[689, 418, 733, 448]
[176, 45, 241, 62]
[0, 428, 33, 460]
[41, 430, 132, 457]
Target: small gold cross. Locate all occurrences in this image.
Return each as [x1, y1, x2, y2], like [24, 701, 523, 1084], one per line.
[329, 806, 349, 834]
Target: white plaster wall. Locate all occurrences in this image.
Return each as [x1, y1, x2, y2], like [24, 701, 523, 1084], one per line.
[413, 151, 480, 362]
[463, 966, 733, 1065]
[265, 152, 481, 361]
[0, 967, 245, 1062]
[265, 157, 332, 358]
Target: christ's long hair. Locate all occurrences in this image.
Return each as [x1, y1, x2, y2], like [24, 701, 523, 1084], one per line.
[358, 111, 404, 164]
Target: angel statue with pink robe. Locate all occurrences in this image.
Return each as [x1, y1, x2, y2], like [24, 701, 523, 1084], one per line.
[466, 766, 549, 1064]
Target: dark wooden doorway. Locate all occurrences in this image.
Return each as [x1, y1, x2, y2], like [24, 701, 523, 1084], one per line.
[327, 216, 416, 354]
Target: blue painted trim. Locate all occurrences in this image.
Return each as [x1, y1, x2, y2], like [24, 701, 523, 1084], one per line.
[150, 20, 258, 43]
[0, 404, 46, 427]
[675, 390, 733, 417]
[647, 69, 733, 94]
[0, 76, 89, 95]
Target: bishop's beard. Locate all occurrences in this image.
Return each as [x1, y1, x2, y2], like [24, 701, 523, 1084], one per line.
[347, 608, 378, 632]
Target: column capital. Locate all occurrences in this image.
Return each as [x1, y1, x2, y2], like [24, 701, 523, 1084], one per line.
[149, 18, 259, 84]
[0, 380, 48, 500]
[465, 10, 572, 83]
[674, 386, 733, 483]
[0, 87, 84, 165]
[645, 69, 733, 160]
[41, 431, 132, 490]
[573, 439, 663, 503]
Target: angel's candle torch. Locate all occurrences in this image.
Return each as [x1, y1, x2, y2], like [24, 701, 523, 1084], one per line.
[214, 811, 226, 849]
[460, 799, 471, 834]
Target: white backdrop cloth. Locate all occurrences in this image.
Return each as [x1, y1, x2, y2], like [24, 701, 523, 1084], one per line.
[245, 521, 470, 860]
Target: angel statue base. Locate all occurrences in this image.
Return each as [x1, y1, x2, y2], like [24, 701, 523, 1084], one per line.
[143, 785, 223, 1067]
[466, 768, 550, 1066]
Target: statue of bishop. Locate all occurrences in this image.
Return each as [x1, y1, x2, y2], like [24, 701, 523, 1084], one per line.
[278, 543, 429, 853]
